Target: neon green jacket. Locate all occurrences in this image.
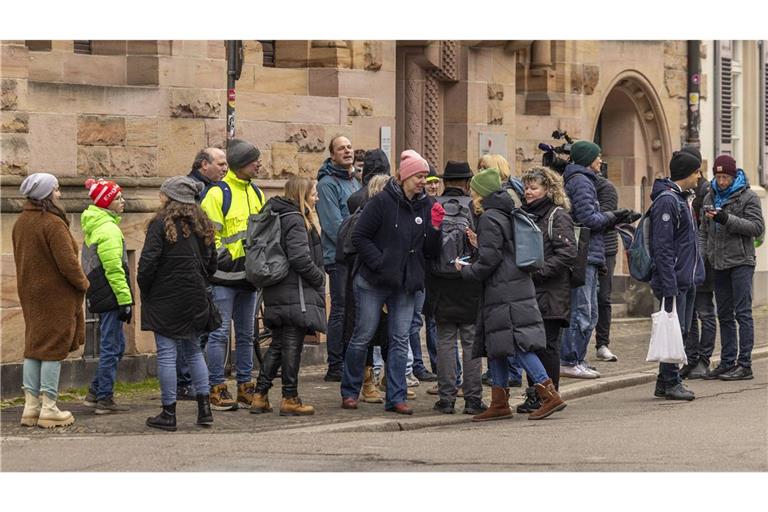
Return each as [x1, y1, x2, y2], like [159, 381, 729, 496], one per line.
[80, 205, 133, 311]
[201, 169, 265, 287]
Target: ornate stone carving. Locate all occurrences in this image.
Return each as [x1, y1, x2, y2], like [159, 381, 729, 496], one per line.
[424, 71, 440, 165]
[404, 58, 423, 153]
[1, 134, 29, 175]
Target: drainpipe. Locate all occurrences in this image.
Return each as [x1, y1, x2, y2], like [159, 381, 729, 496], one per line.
[226, 41, 243, 148]
[686, 40, 701, 147]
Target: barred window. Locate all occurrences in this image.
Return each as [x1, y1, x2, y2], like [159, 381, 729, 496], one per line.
[259, 40, 276, 67]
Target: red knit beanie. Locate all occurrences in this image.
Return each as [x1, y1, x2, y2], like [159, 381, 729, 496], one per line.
[713, 154, 737, 177]
[85, 178, 121, 208]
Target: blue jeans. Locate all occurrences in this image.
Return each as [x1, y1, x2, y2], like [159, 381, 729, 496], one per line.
[325, 263, 347, 374]
[341, 274, 416, 407]
[489, 352, 548, 387]
[156, 334, 209, 405]
[23, 359, 62, 400]
[657, 287, 695, 387]
[561, 263, 599, 366]
[206, 285, 257, 386]
[686, 290, 717, 366]
[486, 358, 523, 386]
[407, 290, 430, 376]
[714, 265, 755, 368]
[425, 314, 438, 373]
[90, 309, 126, 400]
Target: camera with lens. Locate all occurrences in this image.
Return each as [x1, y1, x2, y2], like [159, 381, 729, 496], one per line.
[538, 129, 608, 177]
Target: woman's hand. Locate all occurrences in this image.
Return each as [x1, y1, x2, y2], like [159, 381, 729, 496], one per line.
[466, 227, 478, 248]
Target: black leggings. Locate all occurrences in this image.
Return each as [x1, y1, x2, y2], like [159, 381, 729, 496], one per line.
[527, 319, 562, 390]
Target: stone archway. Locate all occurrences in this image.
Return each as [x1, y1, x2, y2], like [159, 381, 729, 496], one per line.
[594, 71, 672, 315]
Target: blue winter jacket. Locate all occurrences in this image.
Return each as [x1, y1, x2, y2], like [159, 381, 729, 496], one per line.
[562, 164, 613, 265]
[649, 178, 705, 299]
[352, 179, 441, 294]
[316, 158, 361, 265]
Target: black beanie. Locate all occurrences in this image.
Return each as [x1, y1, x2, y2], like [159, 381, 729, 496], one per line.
[669, 151, 701, 181]
[227, 139, 260, 170]
[680, 145, 702, 164]
[362, 148, 391, 185]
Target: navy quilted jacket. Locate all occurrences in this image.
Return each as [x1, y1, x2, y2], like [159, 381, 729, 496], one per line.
[562, 164, 613, 265]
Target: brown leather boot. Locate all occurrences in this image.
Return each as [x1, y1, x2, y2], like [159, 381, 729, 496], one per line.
[362, 366, 384, 403]
[529, 378, 566, 420]
[249, 391, 273, 414]
[280, 396, 315, 416]
[237, 382, 256, 409]
[472, 386, 512, 422]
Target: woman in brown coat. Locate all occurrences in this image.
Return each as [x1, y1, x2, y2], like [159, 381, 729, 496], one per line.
[12, 173, 90, 428]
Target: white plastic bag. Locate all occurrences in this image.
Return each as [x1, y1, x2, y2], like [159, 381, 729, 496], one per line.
[646, 297, 688, 365]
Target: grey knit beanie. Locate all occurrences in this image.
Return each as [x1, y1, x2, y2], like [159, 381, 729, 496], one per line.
[160, 176, 204, 204]
[20, 173, 58, 200]
[227, 139, 260, 170]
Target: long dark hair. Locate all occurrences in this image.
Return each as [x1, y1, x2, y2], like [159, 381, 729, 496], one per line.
[147, 199, 215, 245]
[30, 194, 69, 226]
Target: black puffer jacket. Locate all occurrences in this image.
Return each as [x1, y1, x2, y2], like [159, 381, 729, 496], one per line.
[138, 217, 217, 339]
[425, 187, 481, 324]
[595, 174, 619, 257]
[261, 196, 327, 334]
[461, 190, 546, 359]
[522, 197, 577, 325]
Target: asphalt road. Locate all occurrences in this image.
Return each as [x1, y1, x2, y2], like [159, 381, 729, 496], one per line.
[3, 358, 766, 472]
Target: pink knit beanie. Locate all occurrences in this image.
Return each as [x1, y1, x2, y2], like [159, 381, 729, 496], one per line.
[398, 150, 429, 181]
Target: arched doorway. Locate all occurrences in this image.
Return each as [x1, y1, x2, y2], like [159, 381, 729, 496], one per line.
[593, 72, 672, 315]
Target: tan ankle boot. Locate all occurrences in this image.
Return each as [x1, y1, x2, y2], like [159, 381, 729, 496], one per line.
[362, 366, 384, 403]
[237, 382, 256, 409]
[472, 386, 512, 422]
[37, 394, 74, 428]
[249, 391, 273, 414]
[20, 390, 41, 427]
[279, 396, 315, 416]
[529, 378, 566, 420]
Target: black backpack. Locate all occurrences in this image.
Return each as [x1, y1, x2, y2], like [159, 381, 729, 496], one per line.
[430, 195, 474, 278]
[336, 207, 363, 264]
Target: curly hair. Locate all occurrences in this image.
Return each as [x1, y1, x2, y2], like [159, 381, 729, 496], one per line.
[521, 166, 571, 211]
[148, 199, 215, 245]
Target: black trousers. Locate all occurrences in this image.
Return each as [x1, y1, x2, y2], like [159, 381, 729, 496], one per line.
[595, 253, 616, 349]
[255, 326, 304, 398]
[527, 319, 562, 390]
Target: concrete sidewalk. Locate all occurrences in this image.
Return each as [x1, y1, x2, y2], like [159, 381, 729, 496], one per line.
[2, 309, 766, 437]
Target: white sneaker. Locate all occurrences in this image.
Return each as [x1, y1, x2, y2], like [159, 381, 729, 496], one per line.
[560, 364, 599, 379]
[577, 362, 601, 378]
[596, 346, 618, 362]
[406, 373, 420, 387]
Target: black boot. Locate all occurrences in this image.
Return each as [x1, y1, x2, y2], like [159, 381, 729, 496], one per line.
[516, 386, 541, 413]
[196, 394, 213, 425]
[146, 403, 177, 432]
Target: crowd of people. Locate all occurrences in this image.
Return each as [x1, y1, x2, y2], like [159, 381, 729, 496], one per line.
[12, 133, 764, 430]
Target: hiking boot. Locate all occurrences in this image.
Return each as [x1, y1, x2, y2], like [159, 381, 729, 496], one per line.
[718, 365, 753, 381]
[209, 383, 238, 411]
[463, 398, 488, 415]
[362, 366, 384, 403]
[177, 385, 196, 401]
[432, 399, 456, 414]
[516, 387, 542, 414]
[665, 383, 695, 401]
[94, 396, 130, 415]
[415, 370, 437, 382]
[196, 394, 213, 425]
[82, 389, 98, 408]
[679, 362, 695, 379]
[529, 379, 567, 420]
[280, 396, 315, 416]
[237, 382, 256, 409]
[406, 372, 420, 387]
[686, 360, 710, 380]
[703, 364, 735, 380]
[596, 346, 618, 362]
[146, 403, 177, 432]
[249, 391, 273, 414]
[38, 395, 75, 428]
[20, 390, 41, 427]
[472, 387, 512, 422]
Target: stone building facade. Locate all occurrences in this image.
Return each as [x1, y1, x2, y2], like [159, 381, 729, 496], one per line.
[2, 40, 766, 394]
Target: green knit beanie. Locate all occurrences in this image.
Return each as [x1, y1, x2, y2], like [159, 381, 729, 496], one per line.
[570, 140, 601, 167]
[470, 167, 502, 197]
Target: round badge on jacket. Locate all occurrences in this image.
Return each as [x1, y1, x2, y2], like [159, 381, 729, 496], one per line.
[415, 216, 423, 225]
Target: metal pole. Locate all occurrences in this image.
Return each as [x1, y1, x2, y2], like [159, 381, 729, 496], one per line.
[686, 40, 701, 147]
[226, 40, 237, 147]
